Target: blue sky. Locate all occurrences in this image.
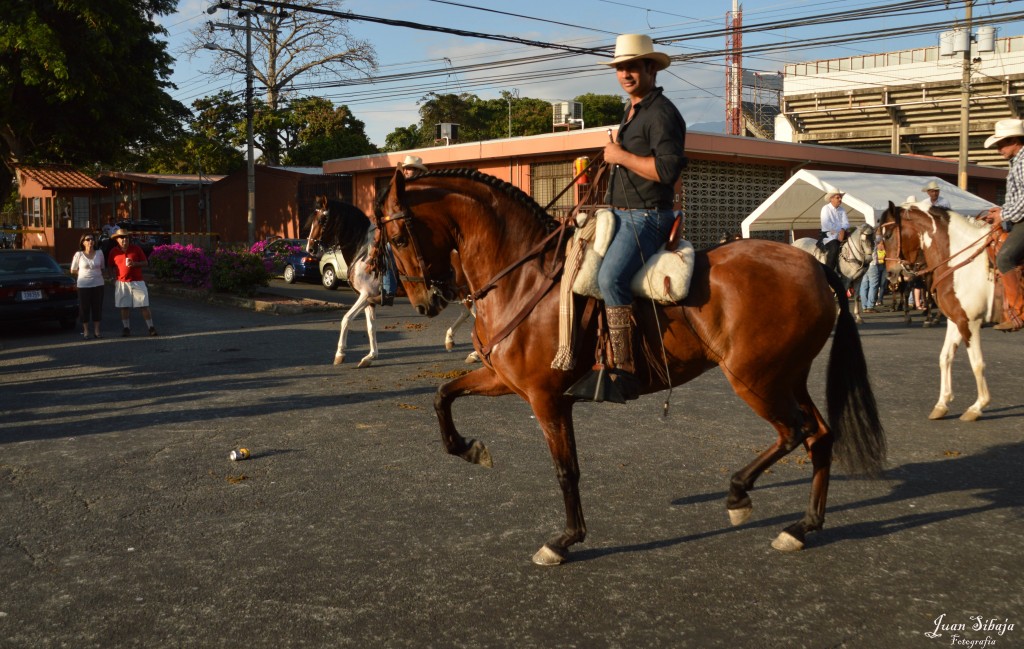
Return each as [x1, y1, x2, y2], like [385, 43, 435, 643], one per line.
[158, 0, 1024, 149]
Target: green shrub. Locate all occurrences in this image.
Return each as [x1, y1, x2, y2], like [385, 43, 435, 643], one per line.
[211, 249, 272, 296]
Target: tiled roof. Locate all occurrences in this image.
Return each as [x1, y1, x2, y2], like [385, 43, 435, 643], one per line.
[17, 164, 104, 190]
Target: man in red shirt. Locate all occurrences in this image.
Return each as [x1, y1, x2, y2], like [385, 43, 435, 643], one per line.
[107, 228, 158, 336]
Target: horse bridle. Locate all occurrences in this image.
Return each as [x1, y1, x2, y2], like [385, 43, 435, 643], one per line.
[878, 215, 926, 277]
[306, 207, 331, 254]
[375, 207, 459, 305]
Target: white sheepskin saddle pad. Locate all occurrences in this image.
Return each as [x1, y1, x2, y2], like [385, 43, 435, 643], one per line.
[570, 208, 695, 304]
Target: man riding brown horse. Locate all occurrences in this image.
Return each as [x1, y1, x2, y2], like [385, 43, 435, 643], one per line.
[587, 34, 687, 401]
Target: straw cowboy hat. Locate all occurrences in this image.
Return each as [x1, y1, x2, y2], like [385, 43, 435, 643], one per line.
[984, 119, 1024, 148]
[825, 188, 845, 198]
[600, 34, 671, 71]
[901, 195, 920, 207]
[110, 228, 130, 239]
[921, 180, 942, 192]
[401, 155, 427, 172]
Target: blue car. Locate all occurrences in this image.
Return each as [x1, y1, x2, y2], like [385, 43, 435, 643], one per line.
[262, 238, 321, 284]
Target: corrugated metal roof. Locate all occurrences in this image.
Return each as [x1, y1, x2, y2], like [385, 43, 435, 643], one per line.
[17, 165, 103, 190]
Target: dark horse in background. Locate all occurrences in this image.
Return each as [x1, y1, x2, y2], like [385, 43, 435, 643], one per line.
[374, 168, 886, 565]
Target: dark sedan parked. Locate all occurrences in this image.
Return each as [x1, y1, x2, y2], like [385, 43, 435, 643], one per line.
[0, 249, 78, 331]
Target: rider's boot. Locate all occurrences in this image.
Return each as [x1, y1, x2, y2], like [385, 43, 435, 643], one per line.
[606, 305, 640, 401]
[994, 267, 1024, 332]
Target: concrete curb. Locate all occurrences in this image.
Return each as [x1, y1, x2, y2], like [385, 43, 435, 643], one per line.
[147, 281, 342, 314]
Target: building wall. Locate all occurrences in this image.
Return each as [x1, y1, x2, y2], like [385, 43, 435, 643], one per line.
[323, 128, 1007, 250]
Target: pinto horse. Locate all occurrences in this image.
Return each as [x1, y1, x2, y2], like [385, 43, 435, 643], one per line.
[877, 201, 998, 421]
[306, 196, 477, 366]
[374, 168, 886, 565]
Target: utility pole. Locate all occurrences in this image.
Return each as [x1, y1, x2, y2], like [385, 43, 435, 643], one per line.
[958, 0, 973, 190]
[205, 2, 282, 245]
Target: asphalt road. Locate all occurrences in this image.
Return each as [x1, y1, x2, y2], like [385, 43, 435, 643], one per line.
[1, 284, 1022, 648]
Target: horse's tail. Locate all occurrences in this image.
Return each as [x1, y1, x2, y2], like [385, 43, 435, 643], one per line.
[822, 265, 887, 476]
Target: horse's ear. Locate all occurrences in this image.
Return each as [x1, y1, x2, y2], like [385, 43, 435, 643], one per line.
[386, 167, 407, 213]
[316, 195, 326, 210]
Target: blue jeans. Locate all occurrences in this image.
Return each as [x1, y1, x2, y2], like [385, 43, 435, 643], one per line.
[382, 244, 397, 295]
[597, 209, 675, 307]
[859, 262, 883, 307]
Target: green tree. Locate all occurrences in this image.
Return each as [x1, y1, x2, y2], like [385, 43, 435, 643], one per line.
[0, 0, 186, 199]
[282, 97, 377, 165]
[384, 125, 426, 152]
[186, 0, 378, 164]
[137, 92, 246, 175]
[574, 93, 626, 128]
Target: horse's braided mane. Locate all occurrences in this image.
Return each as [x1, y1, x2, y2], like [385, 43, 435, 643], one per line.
[375, 168, 562, 233]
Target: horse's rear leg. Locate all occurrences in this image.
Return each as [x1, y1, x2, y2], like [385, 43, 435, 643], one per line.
[444, 303, 473, 351]
[434, 367, 514, 468]
[774, 398, 833, 552]
[525, 394, 585, 566]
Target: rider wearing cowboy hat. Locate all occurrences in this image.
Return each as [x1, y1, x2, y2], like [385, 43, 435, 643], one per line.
[590, 33, 687, 401]
[982, 118, 1024, 331]
[818, 189, 849, 272]
[921, 180, 951, 209]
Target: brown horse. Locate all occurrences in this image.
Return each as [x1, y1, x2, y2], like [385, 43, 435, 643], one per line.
[375, 168, 886, 565]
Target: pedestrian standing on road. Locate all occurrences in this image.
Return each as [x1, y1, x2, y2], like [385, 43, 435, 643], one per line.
[858, 235, 883, 313]
[70, 233, 106, 339]
[107, 228, 158, 337]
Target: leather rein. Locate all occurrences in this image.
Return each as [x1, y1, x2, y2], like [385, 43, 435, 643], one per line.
[375, 160, 608, 358]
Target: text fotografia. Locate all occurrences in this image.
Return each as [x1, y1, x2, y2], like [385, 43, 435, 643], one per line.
[925, 614, 1015, 646]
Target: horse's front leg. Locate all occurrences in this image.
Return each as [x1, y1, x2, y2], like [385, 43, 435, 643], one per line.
[434, 367, 514, 468]
[930, 320, 963, 419]
[959, 320, 990, 421]
[358, 303, 378, 368]
[335, 293, 370, 366]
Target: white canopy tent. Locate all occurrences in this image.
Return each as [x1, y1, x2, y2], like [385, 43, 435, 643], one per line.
[740, 170, 995, 239]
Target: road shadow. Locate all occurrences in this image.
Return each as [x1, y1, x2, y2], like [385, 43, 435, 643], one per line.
[569, 440, 1024, 563]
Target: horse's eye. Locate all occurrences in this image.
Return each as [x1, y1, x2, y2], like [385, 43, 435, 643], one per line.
[391, 235, 408, 248]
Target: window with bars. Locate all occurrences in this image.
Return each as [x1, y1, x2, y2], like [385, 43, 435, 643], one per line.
[73, 197, 90, 228]
[530, 161, 575, 220]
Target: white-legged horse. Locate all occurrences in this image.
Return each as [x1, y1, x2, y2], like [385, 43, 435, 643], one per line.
[307, 196, 477, 367]
[878, 201, 997, 421]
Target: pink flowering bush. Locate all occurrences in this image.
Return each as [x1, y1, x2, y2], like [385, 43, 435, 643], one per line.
[150, 243, 271, 296]
[149, 244, 214, 289]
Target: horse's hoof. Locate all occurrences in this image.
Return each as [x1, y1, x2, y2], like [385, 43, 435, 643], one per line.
[357, 357, 374, 369]
[465, 352, 480, 364]
[728, 505, 753, 526]
[461, 439, 493, 468]
[959, 409, 981, 422]
[532, 544, 566, 566]
[928, 406, 948, 420]
[771, 531, 804, 552]
[333, 354, 345, 366]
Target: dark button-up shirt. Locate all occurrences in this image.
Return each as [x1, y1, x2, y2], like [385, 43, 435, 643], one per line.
[606, 86, 687, 210]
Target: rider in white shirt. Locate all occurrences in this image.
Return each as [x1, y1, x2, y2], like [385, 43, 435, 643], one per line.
[818, 190, 849, 271]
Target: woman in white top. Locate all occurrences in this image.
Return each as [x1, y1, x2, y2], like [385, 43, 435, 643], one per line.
[70, 233, 106, 339]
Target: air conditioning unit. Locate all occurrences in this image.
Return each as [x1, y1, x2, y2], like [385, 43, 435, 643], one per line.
[552, 101, 583, 126]
[435, 123, 459, 143]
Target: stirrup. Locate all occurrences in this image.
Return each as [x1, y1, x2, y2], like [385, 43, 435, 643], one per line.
[564, 364, 626, 404]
